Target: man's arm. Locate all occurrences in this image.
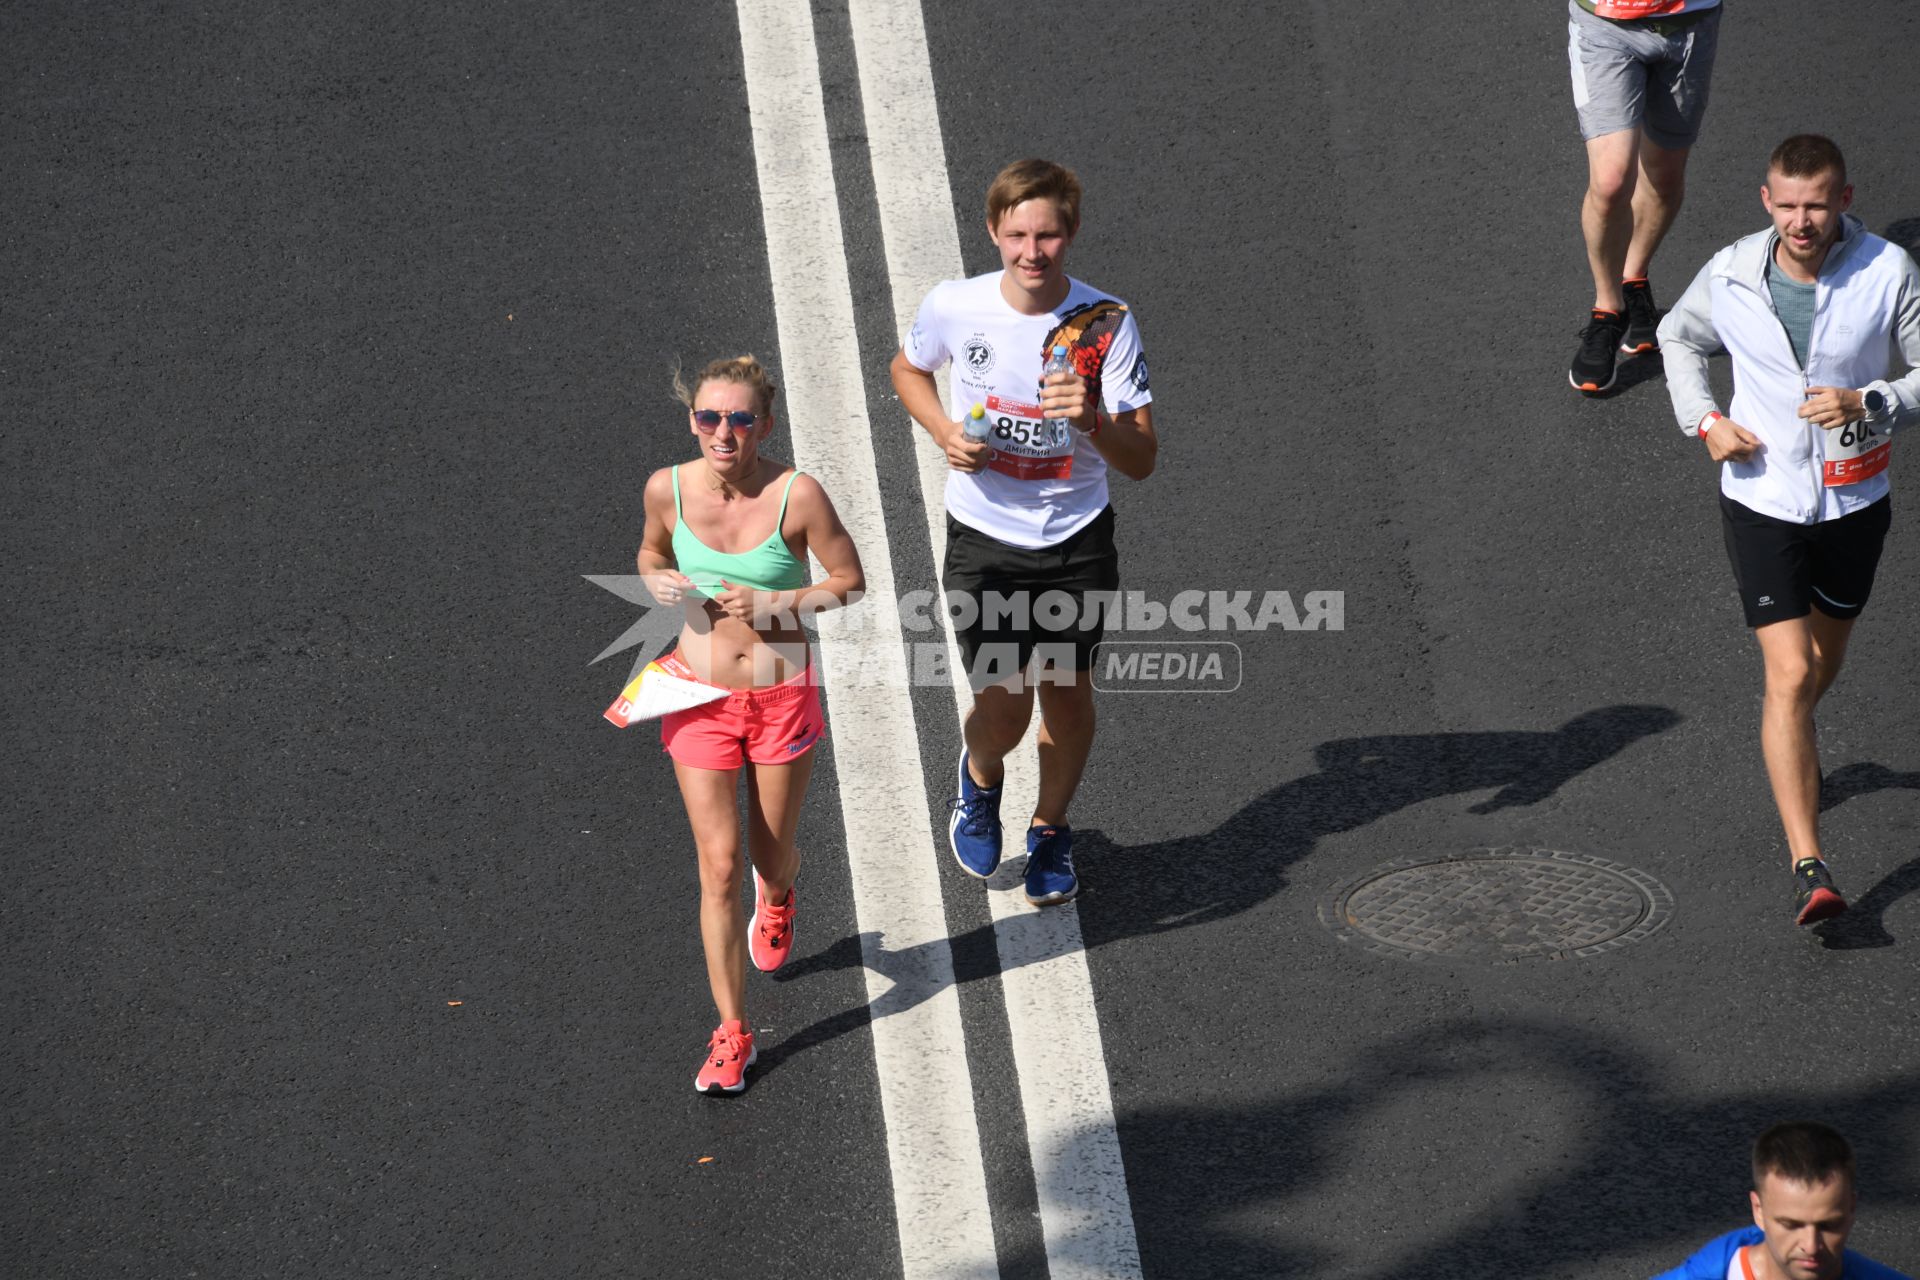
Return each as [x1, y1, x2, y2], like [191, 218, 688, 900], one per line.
[1035, 368, 1158, 481]
[1090, 404, 1156, 480]
[890, 348, 988, 473]
[1658, 255, 1762, 461]
[1868, 253, 1920, 434]
[1800, 255, 1920, 434]
[1656, 257, 1727, 439]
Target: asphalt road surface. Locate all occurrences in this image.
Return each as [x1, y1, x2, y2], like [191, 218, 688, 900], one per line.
[6, 2, 1918, 1277]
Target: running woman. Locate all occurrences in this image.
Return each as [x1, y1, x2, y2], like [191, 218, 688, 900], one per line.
[1657, 135, 1920, 925]
[637, 355, 864, 1093]
[1565, 0, 1722, 393]
[1652, 1122, 1912, 1279]
[889, 159, 1157, 907]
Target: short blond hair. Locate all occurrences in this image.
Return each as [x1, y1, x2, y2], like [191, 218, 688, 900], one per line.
[986, 159, 1081, 235]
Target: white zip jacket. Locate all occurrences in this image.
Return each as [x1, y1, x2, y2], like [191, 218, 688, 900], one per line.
[1658, 213, 1920, 524]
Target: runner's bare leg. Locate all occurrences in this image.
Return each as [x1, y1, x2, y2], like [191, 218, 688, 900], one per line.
[1033, 674, 1096, 829]
[745, 751, 816, 905]
[1583, 128, 1640, 312]
[1623, 139, 1689, 281]
[1755, 619, 1827, 868]
[678, 760, 749, 1023]
[964, 678, 1035, 790]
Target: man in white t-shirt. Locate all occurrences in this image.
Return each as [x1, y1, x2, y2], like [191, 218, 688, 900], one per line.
[889, 158, 1157, 907]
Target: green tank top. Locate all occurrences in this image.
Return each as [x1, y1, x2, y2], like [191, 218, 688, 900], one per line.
[671, 466, 809, 594]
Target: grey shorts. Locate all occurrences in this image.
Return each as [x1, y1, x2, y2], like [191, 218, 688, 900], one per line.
[1567, 1, 1720, 150]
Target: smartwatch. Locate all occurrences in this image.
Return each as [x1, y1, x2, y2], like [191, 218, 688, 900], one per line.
[1862, 387, 1890, 419]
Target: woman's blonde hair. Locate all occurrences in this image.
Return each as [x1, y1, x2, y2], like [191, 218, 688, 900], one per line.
[671, 354, 778, 417]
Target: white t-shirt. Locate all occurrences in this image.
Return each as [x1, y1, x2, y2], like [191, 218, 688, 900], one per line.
[903, 272, 1153, 549]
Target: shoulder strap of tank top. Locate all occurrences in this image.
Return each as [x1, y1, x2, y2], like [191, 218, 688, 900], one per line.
[671, 465, 684, 520]
[775, 471, 801, 526]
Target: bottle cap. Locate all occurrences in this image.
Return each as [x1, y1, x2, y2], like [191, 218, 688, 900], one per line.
[969, 403, 985, 419]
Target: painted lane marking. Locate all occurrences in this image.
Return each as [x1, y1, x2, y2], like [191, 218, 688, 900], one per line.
[845, 3, 1145, 1276]
[735, 2, 999, 1274]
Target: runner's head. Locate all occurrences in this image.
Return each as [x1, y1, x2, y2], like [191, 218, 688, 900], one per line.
[1762, 135, 1853, 274]
[672, 354, 777, 479]
[986, 159, 1080, 312]
[1747, 1122, 1857, 1280]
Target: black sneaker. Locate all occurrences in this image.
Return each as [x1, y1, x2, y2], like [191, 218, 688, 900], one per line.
[1620, 279, 1659, 355]
[1569, 309, 1625, 394]
[1791, 856, 1848, 926]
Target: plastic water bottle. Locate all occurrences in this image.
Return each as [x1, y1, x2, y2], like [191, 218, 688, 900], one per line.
[1041, 345, 1074, 437]
[963, 402, 991, 442]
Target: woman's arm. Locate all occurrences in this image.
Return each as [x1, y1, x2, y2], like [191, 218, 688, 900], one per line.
[637, 467, 693, 604]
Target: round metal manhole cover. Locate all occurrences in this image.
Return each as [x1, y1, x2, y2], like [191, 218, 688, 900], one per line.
[1318, 847, 1674, 962]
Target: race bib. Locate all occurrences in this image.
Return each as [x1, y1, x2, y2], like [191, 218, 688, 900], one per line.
[982, 392, 1075, 482]
[603, 652, 728, 727]
[1823, 418, 1891, 487]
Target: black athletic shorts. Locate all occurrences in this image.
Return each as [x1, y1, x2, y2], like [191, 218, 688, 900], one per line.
[943, 506, 1120, 689]
[1721, 493, 1891, 628]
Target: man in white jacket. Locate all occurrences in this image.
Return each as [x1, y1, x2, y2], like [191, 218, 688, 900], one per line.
[1659, 134, 1920, 926]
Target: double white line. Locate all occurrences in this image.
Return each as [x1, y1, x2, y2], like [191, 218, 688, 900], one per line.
[734, 1, 1140, 1277]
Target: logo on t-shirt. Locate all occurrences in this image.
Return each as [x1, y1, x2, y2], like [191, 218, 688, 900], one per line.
[962, 336, 996, 375]
[1131, 355, 1149, 393]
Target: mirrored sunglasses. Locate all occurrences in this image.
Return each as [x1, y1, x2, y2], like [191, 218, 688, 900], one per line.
[692, 410, 761, 432]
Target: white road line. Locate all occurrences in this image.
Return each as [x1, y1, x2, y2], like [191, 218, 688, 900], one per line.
[734, 3, 999, 1276]
[846, 4, 1145, 1277]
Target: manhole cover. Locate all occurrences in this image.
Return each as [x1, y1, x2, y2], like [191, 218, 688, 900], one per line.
[1318, 847, 1673, 962]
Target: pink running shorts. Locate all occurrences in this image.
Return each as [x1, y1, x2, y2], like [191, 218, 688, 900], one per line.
[660, 658, 825, 770]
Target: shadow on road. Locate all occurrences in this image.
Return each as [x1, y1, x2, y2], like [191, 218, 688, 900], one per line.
[1821, 761, 1920, 813]
[1816, 856, 1920, 952]
[1589, 345, 1667, 399]
[1033, 1017, 1920, 1279]
[1080, 703, 1682, 947]
[761, 704, 1681, 1077]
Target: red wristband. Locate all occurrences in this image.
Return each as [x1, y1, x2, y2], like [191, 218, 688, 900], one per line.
[1698, 411, 1723, 440]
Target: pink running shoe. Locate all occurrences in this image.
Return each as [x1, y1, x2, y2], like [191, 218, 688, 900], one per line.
[749, 875, 797, 974]
[694, 1020, 757, 1094]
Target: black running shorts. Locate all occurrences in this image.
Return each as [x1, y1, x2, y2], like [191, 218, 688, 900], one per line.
[1720, 494, 1891, 629]
[943, 506, 1120, 689]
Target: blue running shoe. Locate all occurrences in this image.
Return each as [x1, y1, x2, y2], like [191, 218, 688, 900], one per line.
[946, 751, 1003, 878]
[1024, 824, 1078, 906]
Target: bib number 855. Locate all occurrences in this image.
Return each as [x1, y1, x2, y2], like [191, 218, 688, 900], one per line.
[993, 416, 1067, 449]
